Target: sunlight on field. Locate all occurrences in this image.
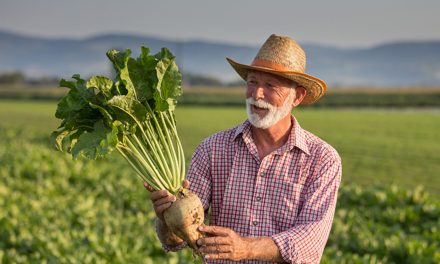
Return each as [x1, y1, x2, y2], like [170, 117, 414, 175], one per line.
[1, 99, 439, 197]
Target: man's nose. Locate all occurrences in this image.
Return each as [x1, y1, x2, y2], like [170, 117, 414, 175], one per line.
[252, 85, 265, 101]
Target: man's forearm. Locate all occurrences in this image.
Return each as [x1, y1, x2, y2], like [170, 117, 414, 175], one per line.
[245, 236, 284, 262]
[155, 218, 184, 247]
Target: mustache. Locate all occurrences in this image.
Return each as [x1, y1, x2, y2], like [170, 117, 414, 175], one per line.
[246, 98, 276, 110]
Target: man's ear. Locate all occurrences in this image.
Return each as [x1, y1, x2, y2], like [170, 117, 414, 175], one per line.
[292, 86, 307, 107]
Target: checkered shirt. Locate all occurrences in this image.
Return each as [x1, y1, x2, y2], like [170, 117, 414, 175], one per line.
[164, 116, 341, 263]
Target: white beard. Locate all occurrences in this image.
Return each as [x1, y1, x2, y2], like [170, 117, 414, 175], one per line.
[246, 91, 295, 129]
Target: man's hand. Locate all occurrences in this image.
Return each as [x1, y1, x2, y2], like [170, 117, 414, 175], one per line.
[197, 225, 250, 261]
[144, 180, 190, 221]
[144, 180, 191, 247]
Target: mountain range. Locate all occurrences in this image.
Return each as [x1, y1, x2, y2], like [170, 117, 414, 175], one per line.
[1, 30, 440, 86]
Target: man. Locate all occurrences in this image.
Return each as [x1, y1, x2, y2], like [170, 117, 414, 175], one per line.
[147, 34, 342, 263]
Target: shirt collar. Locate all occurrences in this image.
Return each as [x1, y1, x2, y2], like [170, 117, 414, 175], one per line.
[232, 116, 311, 156]
[233, 119, 250, 140]
[285, 116, 310, 155]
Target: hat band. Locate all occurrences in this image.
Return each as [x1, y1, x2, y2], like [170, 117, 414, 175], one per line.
[251, 59, 301, 73]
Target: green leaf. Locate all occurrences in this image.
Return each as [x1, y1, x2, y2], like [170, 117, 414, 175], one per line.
[107, 49, 136, 98]
[55, 90, 87, 119]
[89, 102, 113, 124]
[106, 49, 130, 72]
[71, 74, 96, 102]
[63, 106, 101, 132]
[55, 74, 106, 133]
[107, 95, 148, 126]
[154, 48, 182, 111]
[50, 127, 71, 151]
[56, 75, 100, 120]
[107, 47, 158, 102]
[133, 46, 157, 101]
[50, 126, 89, 154]
[87, 76, 114, 99]
[71, 120, 118, 159]
[59, 79, 77, 90]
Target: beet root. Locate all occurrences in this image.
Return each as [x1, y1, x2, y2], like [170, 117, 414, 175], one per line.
[163, 189, 205, 251]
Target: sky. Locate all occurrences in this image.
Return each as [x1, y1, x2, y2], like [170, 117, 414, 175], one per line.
[1, 0, 440, 48]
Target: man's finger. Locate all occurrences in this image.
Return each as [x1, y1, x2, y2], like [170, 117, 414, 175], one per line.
[199, 245, 232, 254]
[154, 195, 176, 207]
[205, 252, 231, 260]
[197, 236, 230, 246]
[198, 225, 231, 236]
[150, 190, 172, 202]
[156, 202, 173, 214]
[143, 182, 155, 192]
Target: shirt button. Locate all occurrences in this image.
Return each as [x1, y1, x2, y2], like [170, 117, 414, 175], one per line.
[253, 221, 258, 226]
[260, 172, 265, 177]
[256, 196, 262, 201]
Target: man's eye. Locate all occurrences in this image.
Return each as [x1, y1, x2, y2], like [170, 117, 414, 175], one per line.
[247, 80, 257, 85]
[266, 83, 275, 89]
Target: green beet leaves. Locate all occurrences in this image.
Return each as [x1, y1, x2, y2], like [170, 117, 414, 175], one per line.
[51, 46, 185, 193]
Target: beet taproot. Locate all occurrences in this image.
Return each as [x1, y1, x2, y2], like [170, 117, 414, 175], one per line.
[163, 189, 205, 252]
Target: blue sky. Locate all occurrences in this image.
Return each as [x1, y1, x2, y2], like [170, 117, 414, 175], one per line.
[1, 0, 439, 47]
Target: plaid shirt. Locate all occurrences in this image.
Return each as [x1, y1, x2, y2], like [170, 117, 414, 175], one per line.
[165, 116, 341, 263]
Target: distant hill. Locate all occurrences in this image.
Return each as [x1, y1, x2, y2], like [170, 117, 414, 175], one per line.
[1, 30, 440, 86]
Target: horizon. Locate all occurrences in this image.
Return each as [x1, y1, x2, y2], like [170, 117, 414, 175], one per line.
[2, 28, 440, 50]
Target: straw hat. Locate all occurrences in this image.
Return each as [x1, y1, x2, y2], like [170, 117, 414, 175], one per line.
[227, 34, 326, 104]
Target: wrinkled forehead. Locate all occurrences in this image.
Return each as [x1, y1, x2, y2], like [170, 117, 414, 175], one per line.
[247, 70, 296, 87]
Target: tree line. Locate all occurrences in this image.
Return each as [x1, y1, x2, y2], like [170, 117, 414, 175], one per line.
[0, 71, 59, 85]
[0, 71, 244, 87]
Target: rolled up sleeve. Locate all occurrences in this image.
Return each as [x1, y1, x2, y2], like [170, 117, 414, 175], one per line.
[271, 154, 342, 263]
[154, 218, 188, 252]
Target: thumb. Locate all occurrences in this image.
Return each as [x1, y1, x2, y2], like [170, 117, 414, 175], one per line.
[182, 179, 190, 189]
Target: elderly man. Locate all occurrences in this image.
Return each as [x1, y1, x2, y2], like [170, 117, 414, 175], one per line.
[147, 34, 342, 263]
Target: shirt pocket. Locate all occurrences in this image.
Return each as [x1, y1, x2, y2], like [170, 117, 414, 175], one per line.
[272, 181, 304, 231]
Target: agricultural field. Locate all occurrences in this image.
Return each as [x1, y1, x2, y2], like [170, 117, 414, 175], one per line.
[1, 99, 439, 262]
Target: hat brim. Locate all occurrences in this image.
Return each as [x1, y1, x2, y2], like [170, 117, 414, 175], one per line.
[226, 57, 326, 105]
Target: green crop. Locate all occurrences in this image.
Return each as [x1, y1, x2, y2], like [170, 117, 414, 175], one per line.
[2, 102, 440, 263]
[51, 46, 185, 194]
